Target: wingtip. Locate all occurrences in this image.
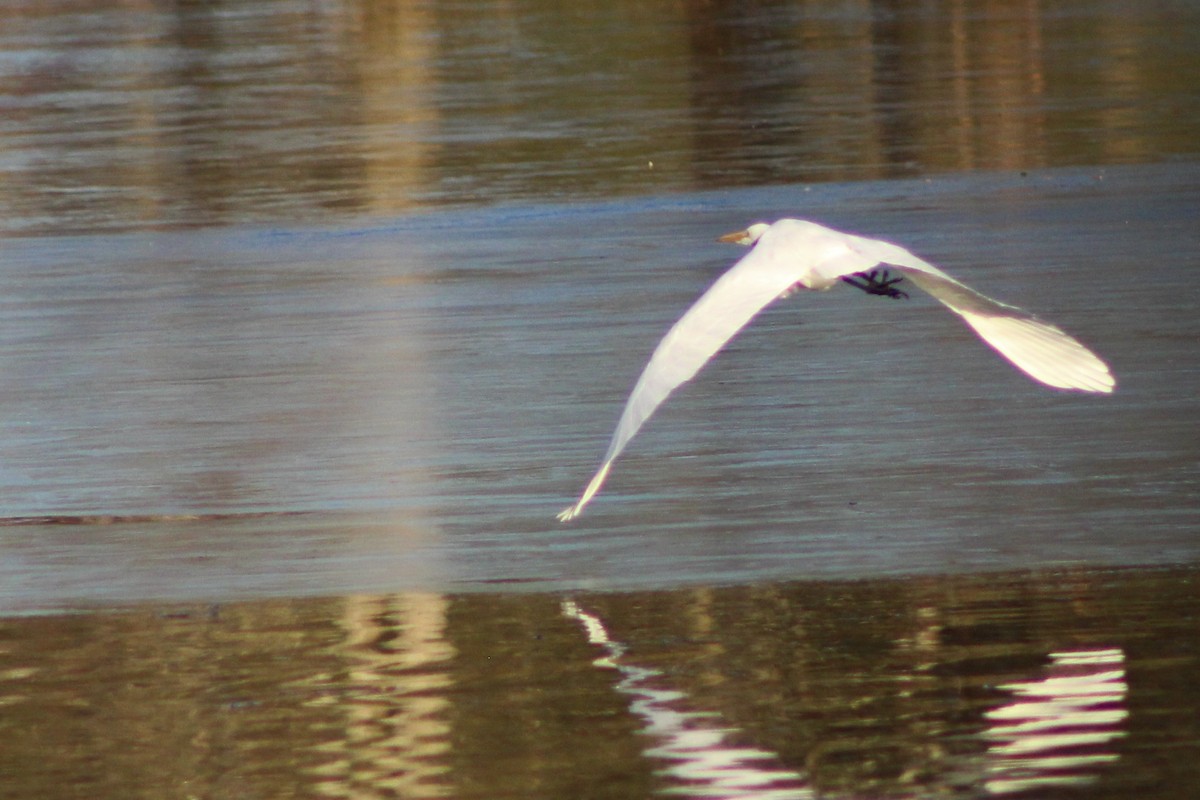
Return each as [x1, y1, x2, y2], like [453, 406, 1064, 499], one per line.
[1038, 370, 1116, 395]
[959, 314, 1117, 397]
[1048, 365, 1116, 394]
[556, 462, 613, 523]
[1048, 359, 1116, 394]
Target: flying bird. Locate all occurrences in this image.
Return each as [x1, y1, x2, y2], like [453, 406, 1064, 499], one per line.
[557, 219, 1115, 521]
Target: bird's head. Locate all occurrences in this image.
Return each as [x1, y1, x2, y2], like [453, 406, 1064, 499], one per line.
[717, 222, 771, 246]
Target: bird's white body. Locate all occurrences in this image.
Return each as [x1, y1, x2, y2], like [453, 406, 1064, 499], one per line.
[558, 219, 1115, 521]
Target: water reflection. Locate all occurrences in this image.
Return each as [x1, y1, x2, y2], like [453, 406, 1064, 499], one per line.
[310, 593, 455, 798]
[983, 648, 1128, 795]
[7, 567, 1185, 798]
[563, 599, 811, 799]
[561, 604, 1133, 799]
[1, 0, 1196, 234]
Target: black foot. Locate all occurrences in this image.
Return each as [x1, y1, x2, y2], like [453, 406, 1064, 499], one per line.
[841, 269, 909, 299]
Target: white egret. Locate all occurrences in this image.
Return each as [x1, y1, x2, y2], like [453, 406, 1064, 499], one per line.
[558, 219, 1115, 521]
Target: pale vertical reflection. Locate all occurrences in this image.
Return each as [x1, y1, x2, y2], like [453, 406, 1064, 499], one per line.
[983, 648, 1128, 794]
[563, 600, 812, 800]
[790, 2, 886, 175]
[1091, 10, 1152, 163]
[311, 593, 455, 799]
[946, 0, 976, 169]
[939, 0, 1049, 171]
[984, 0, 1048, 171]
[346, 0, 439, 213]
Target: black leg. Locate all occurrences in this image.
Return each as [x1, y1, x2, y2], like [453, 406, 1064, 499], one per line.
[841, 268, 909, 299]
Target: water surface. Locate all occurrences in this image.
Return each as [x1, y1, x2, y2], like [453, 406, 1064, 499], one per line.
[1, 566, 1196, 799]
[2, 164, 1197, 607]
[0, 2, 1197, 797]
[2, 0, 1197, 234]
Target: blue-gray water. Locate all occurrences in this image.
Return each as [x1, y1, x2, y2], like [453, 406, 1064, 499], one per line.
[3, 164, 1197, 606]
[1, 2, 1197, 798]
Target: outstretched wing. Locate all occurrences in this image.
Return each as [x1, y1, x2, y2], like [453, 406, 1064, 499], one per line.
[840, 232, 1116, 394]
[558, 221, 1116, 521]
[558, 224, 877, 521]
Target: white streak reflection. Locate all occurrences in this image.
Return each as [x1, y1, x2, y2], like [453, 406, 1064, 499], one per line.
[983, 648, 1128, 794]
[563, 600, 812, 800]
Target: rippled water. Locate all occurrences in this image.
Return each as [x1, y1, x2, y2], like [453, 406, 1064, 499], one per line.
[2, 567, 1197, 799]
[2, 0, 1197, 233]
[2, 164, 1196, 605]
[1, 1, 1198, 797]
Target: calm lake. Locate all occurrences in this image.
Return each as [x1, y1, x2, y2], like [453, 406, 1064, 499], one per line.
[1, 1, 1197, 798]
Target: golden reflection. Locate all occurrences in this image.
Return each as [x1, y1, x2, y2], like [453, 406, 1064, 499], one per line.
[0, 567, 1194, 798]
[0, 0, 1195, 233]
[310, 593, 455, 799]
[344, 0, 438, 214]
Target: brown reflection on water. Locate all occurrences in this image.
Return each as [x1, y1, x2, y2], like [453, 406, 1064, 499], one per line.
[0, 0, 1196, 233]
[316, 593, 454, 797]
[0, 566, 1195, 799]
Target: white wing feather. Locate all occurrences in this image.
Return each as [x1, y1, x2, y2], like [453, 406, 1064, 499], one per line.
[558, 224, 881, 521]
[558, 221, 1114, 520]
[840, 230, 1115, 393]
